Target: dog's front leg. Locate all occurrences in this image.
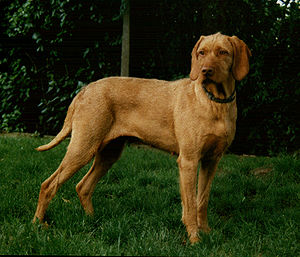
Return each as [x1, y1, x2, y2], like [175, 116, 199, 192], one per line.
[197, 158, 219, 233]
[177, 155, 199, 244]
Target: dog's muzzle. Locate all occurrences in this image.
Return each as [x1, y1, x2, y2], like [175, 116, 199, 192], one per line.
[202, 79, 236, 104]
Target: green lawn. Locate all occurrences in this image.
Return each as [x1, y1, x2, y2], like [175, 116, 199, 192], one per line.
[0, 134, 299, 256]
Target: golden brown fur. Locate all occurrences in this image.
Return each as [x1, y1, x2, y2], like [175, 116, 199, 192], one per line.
[33, 33, 251, 244]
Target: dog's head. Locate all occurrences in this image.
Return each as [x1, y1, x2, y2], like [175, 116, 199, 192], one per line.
[190, 33, 251, 83]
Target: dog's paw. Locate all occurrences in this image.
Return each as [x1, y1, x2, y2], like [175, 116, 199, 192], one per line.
[199, 225, 211, 234]
[189, 233, 200, 245]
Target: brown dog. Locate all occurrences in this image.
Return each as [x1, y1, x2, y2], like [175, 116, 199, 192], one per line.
[33, 33, 251, 243]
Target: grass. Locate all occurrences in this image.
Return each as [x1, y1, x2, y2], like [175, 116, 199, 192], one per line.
[0, 134, 299, 256]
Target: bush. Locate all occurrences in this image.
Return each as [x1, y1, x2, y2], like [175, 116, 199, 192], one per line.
[1, 0, 121, 134]
[0, 0, 299, 154]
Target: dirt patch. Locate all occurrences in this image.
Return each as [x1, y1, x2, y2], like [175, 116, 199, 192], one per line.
[250, 166, 272, 176]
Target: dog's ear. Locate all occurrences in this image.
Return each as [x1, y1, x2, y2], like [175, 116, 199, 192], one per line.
[228, 36, 252, 81]
[190, 36, 204, 81]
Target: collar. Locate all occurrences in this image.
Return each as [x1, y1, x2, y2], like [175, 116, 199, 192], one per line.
[202, 84, 236, 104]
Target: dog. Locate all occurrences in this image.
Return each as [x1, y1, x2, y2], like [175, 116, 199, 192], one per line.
[33, 33, 251, 244]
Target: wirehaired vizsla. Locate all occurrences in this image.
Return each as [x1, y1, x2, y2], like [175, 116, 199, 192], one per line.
[33, 33, 251, 244]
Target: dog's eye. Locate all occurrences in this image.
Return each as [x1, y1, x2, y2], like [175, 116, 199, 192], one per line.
[219, 50, 229, 55]
[199, 50, 205, 56]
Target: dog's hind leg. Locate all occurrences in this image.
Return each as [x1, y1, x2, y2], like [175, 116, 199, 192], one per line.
[33, 135, 99, 223]
[76, 138, 125, 215]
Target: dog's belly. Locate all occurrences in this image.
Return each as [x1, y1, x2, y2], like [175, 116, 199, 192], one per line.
[105, 108, 178, 154]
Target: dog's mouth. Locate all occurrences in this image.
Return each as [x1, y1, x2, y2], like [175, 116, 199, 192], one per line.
[202, 78, 220, 86]
[201, 78, 236, 103]
[202, 78, 225, 95]
[201, 78, 229, 101]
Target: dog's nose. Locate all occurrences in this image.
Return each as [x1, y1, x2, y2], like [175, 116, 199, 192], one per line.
[202, 67, 214, 77]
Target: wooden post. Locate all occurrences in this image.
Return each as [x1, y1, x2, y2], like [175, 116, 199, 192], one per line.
[121, 0, 130, 77]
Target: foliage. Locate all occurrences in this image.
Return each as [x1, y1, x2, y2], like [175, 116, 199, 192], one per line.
[0, 135, 299, 255]
[1, 0, 121, 134]
[0, 0, 299, 155]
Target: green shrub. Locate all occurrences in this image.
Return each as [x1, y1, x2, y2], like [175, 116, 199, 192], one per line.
[1, 0, 299, 155]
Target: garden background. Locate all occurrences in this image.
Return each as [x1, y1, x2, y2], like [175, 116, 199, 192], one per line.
[0, 0, 299, 155]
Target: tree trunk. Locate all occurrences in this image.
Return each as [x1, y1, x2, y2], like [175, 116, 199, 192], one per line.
[121, 0, 130, 77]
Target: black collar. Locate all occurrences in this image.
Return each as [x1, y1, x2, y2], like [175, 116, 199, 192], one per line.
[202, 84, 236, 104]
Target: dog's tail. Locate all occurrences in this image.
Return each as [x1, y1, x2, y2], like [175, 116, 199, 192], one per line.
[36, 98, 76, 152]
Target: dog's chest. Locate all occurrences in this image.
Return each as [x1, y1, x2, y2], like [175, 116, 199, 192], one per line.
[200, 112, 236, 159]
[209, 102, 237, 139]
